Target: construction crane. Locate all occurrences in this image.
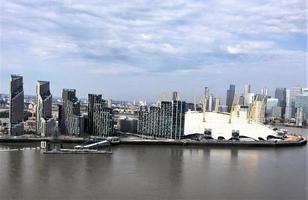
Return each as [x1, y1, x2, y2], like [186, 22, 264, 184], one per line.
[248, 96, 258, 123]
[228, 96, 239, 123]
[203, 94, 206, 122]
[193, 96, 197, 111]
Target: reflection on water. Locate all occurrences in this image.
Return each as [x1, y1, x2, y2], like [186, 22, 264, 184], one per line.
[0, 144, 307, 200]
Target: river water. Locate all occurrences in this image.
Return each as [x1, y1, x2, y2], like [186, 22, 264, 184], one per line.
[0, 128, 307, 200]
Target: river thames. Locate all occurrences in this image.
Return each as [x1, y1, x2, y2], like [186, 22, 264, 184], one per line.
[0, 128, 307, 200]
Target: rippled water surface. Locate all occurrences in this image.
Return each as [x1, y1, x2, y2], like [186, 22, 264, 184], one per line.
[0, 128, 307, 200]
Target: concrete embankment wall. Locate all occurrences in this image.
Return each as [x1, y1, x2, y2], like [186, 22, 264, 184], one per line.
[0, 137, 306, 147]
[119, 139, 307, 147]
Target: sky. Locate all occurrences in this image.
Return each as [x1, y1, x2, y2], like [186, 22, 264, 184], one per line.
[0, 0, 307, 102]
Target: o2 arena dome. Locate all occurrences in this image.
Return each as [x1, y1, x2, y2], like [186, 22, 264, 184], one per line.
[184, 110, 277, 141]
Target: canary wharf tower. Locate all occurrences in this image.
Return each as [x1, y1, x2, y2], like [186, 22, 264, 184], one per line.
[9, 75, 24, 136]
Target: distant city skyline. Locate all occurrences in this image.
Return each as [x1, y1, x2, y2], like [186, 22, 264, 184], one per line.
[0, 0, 307, 101]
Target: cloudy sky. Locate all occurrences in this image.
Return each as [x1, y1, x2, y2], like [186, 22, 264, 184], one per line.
[0, 0, 307, 101]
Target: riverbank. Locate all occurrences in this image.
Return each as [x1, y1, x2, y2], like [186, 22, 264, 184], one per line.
[0, 135, 306, 147]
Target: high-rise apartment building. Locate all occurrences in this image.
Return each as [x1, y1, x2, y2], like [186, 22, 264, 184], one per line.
[88, 94, 102, 134]
[138, 92, 186, 140]
[172, 100, 186, 140]
[60, 89, 84, 136]
[159, 101, 173, 137]
[88, 94, 114, 136]
[36, 81, 55, 137]
[9, 75, 24, 136]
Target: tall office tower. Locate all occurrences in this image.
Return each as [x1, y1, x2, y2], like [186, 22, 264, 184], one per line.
[295, 107, 304, 126]
[9, 75, 24, 136]
[239, 96, 245, 106]
[60, 89, 84, 136]
[148, 106, 160, 136]
[285, 89, 291, 120]
[226, 84, 235, 112]
[265, 98, 279, 117]
[88, 94, 113, 136]
[88, 94, 102, 134]
[204, 87, 210, 98]
[204, 87, 210, 111]
[36, 81, 55, 137]
[274, 88, 286, 117]
[290, 86, 302, 117]
[172, 100, 186, 140]
[295, 94, 308, 120]
[208, 94, 213, 112]
[261, 87, 268, 96]
[172, 91, 179, 101]
[159, 101, 173, 138]
[244, 84, 251, 106]
[213, 97, 220, 112]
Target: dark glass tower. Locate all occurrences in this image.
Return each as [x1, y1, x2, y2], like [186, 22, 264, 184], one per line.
[226, 84, 235, 112]
[9, 75, 24, 136]
[275, 88, 286, 117]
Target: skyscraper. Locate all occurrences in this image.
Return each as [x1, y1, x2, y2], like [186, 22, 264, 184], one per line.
[244, 84, 251, 106]
[159, 101, 173, 138]
[204, 87, 210, 98]
[213, 97, 220, 112]
[88, 94, 114, 136]
[88, 94, 102, 134]
[60, 89, 84, 136]
[9, 75, 24, 136]
[285, 89, 291, 120]
[148, 106, 160, 136]
[226, 84, 235, 112]
[290, 86, 302, 117]
[266, 98, 279, 117]
[295, 107, 304, 126]
[172, 100, 186, 140]
[295, 94, 308, 120]
[204, 87, 212, 111]
[275, 88, 286, 117]
[36, 81, 55, 137]
[261, 87, 268, 96]
[137, 106, 148, 135]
